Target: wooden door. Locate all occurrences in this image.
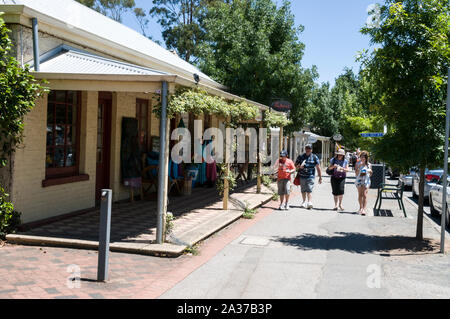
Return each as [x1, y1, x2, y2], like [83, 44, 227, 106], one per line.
[96, 94, 112, 201]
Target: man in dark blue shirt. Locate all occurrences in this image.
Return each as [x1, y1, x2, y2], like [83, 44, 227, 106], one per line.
[295, 144, 322, 209]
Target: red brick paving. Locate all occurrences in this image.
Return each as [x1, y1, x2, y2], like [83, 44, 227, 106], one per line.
[0, 198, 286, 299]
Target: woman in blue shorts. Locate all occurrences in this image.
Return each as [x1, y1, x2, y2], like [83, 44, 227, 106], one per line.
[355, 151, 372, 216]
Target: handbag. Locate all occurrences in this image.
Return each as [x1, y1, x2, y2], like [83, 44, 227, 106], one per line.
[333, 168, 346, 179]
[326, 158, 335, 176]
[294, 174, 301, 186]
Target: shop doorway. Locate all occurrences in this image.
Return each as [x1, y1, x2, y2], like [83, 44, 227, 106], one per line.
[95, 92, 112, 202]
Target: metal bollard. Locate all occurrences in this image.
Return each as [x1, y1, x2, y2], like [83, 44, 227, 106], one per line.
[97, 189, 112, 282]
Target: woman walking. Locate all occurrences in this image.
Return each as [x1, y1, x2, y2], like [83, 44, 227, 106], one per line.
[355, 151, 372, 215]
[328, 149, 349, 211]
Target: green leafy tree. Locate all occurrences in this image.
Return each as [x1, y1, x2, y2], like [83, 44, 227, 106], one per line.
[197, 0, 316, 131]
[149, 0, 213, 62]
[134, 7, 149, 36]
[360, 0, 450, 239]
[75, 0, 136, 22]
[331, 69, 365, 121]
[328, 69, 380, 150]
[340, 115, 384, 151]
[308, 82, 339, 137]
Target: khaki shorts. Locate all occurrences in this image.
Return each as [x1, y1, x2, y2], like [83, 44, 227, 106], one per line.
[277, 179, 291, 195]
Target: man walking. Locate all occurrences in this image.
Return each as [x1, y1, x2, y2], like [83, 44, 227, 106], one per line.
[274, 150, 296, 210]
[295, 144, 322, 209]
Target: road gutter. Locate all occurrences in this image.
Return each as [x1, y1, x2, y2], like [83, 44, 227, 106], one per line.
[405, 197, 450, 241]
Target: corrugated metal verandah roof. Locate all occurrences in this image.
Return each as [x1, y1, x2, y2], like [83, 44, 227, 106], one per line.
[32, 45, 170, 76]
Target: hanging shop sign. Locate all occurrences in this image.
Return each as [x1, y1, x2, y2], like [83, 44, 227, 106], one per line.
[271, 100, 292, 112]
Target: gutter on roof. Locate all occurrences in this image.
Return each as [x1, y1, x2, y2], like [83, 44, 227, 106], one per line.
[32, 72, 178, 83]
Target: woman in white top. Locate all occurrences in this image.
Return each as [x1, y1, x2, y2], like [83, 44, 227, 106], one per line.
[355, 151, 372, 216]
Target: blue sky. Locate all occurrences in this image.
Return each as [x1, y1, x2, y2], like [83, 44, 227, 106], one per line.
[122, 0, 380, 86]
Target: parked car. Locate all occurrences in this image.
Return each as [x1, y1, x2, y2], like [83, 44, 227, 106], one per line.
[399, 167, 417, 190]
[412, 168, 444, 200]
[429, 175, 450, 228]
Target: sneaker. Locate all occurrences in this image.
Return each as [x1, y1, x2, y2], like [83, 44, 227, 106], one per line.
[300, 202, 307, 208]
[307, 202, 313, 209]
[279, 205, 284, 210]
[285, 204, 290, 210]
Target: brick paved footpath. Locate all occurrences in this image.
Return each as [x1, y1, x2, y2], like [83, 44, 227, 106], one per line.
[0, 198, 282, 299]
[6, 180, 277, 255]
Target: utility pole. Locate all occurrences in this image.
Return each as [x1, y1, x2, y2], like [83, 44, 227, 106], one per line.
[156, 81, 169, 244]
[441, 68, 450, 254]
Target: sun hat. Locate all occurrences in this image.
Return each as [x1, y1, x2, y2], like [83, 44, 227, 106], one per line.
[336, 149, 345, 156]
[305, 144, 312, 149]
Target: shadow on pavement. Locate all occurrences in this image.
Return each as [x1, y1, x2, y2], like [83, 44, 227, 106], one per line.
[274, 232, 439, 254]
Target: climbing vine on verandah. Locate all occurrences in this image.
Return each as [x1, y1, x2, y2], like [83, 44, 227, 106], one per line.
[152, 88, 288, 128]
[263, 109, 292, 128]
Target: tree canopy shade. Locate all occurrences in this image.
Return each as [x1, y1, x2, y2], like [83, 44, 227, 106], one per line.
[359, 0, 450, 239]
[0, 15, 47, 169]
[196, 0, 317, 132]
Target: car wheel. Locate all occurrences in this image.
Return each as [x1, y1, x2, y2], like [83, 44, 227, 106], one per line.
[429, 195, 440, 217]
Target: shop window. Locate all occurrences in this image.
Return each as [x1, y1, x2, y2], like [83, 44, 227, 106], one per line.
[136, 99, 149, 153]
[45, 90, 81, 179]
